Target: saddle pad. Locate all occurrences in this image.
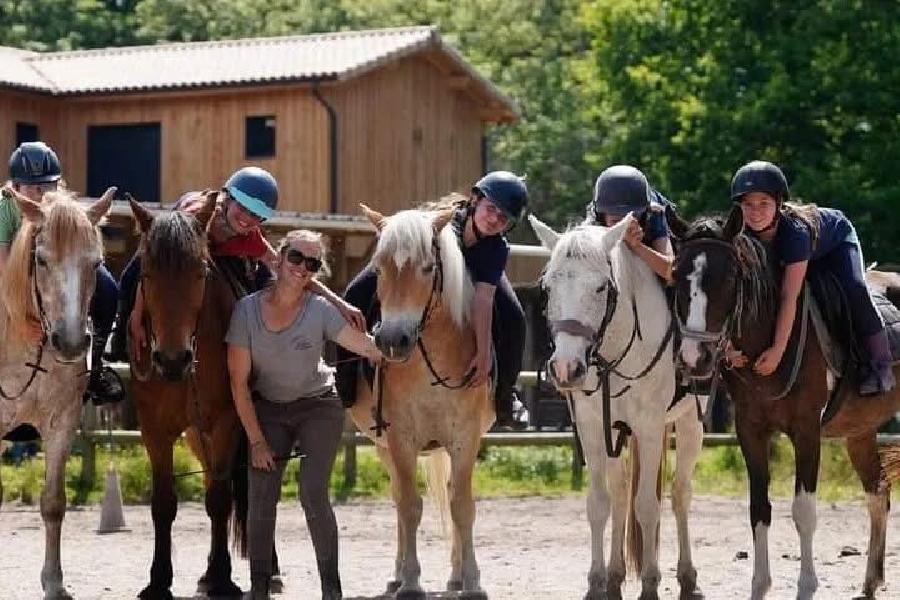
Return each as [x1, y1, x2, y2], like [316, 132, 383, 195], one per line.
[873, 292, 900, 363]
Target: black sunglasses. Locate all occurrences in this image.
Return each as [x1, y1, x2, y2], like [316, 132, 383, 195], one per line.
[285, 248, 322, 272]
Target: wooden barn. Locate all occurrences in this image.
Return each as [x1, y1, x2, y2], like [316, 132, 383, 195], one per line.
[0, 26, 522, 283]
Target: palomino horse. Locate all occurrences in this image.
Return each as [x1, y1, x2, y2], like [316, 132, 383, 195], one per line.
[128, 195, 248, 599]
[0, 187, 112, 599]
[669, 211, 900, 599]
[348, 205, 493, 599]
[530, 215, 704, 600]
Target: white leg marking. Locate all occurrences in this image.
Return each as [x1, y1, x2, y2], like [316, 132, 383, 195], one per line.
[792, 490, 818, 598]
[752, 522, 772, 599]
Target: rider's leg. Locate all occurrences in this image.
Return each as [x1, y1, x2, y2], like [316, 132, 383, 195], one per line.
[492, 274, 526, 427]
[85, 263, 124, 404]
[335, 264, 378, 407]
[108, 254, 142, 361]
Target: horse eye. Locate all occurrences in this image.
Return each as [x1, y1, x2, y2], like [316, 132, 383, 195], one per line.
[36, 255, 47, 268]
[595, 283, 606, 294]
[92, 259, 102, 271]
[422, 263, 435, 274]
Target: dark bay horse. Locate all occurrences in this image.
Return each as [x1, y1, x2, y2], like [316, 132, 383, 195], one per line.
[668, 210, 900, 599]
[128, 195, 248, 599]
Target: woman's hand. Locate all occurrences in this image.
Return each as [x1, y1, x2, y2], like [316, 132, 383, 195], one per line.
[622, 217, 644, 250]
[725, 341, 748, 368]
[250, 438, 276, 471]
[466, 351, 490, 388]
[338, 300, 366, 332]
[753, 344, 785, 376]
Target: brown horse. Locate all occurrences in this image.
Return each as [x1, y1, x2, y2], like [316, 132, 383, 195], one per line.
[0, 187, 112, 599]
[348, 205, 493, 599]
[128, 195, 248, 599]
[668, 211, 900, 599]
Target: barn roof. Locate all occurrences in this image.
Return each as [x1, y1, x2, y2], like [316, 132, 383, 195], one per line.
[0, 26, 517, 122]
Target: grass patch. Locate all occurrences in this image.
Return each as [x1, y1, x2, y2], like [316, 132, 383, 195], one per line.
[1, 436, 897, 506]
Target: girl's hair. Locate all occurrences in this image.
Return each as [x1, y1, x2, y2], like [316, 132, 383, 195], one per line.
[276, 229, 331, 278]
[781, 201, 820, 251]
[418, 191, 471, 212]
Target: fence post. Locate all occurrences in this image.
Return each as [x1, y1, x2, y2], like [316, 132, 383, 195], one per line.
[80, 436, 96, 491]
[570, 437, 583, 491]
[343, 435, 357, 495]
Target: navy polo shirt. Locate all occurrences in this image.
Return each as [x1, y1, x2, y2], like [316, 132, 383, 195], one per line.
[768, 207, 852, 264]
[451, 209, 510, 286]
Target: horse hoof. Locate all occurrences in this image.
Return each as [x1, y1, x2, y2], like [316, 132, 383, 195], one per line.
[459, 591, 488, 600]
[680, 587, 704, 600]
[447, 579, 463, 591]
[269, 575, 284, 594]
[386, 580, 402, 593]
[44, 591, 73, 600]
[137, 586, 173, 600]
[203, 580, 242, 597]
[396, 589, 426, 600]
[638, 591, 660, 600]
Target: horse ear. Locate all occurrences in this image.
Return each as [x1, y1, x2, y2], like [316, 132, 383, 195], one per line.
[87, 186, 116, 225]
[664, 204, 689, 241]
[360, 203, 386, 231]
[194, 190, 217, 230]
[601, 212, 632, 254]
[432, 208, 454, 233]
[528, 214, 560, 251]
[127, 193, 154, 233]
[3, 186, 44, 226]
[723, 206, 744, 241]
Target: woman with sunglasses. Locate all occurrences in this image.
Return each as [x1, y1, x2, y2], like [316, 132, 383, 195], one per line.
[336, 171, 529, 429]
[112, 166, 364, 358]
[227, 230, 382, 599]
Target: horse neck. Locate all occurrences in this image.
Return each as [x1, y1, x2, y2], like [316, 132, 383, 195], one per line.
[602, 246, 669, 357]
[732, 242, 779, 356]
[195, 271, 234, 361]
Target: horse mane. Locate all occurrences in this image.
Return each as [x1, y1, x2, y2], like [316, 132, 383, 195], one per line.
[140, 210, 210, 273]
[1, 192, 100, 348]
[373, 209, 472, 328]
[684, 215, 778, 330]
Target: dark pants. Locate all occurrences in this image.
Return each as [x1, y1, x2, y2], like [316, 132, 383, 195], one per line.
[91, 263, 118, 337]
[335, 264, 526, 413]
[248, 393, 344, 593]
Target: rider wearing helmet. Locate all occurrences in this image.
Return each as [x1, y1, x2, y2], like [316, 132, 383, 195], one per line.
[336, 171, 529, 429]
[727, 160, 895, 396]
[1, 142, 123, 407]
[112, 166, 363, 358]
[586, 165, 675, 282]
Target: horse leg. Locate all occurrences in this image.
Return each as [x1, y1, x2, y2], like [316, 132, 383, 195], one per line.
[376, 445, 405, 594]
[605, 454, 629, 599]
[139, 433, 178, 600]
[389, 441, 425, 599]
[39, 431, 75, 600]
[737, 424, 773, 600]
[846, 433, 889, 598]
[199, 423, 242, 597]
[672, 411, 703, 598]
[447, 446, 484, 599]
[633, 429, 665, 600]
[790, 429, 821, 600]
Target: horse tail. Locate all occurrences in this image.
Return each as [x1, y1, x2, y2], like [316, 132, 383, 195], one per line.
[230, 432, 249, 558]
[625, 428, 667, 576]
[880, 443, 900, 487]
[424, 448, 452, 538]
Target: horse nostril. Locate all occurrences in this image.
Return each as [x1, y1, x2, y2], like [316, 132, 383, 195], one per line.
[152, 350, 162, 365]
[183, 350, 193, 366]
[51, 331, 61, 349]
[399, 333, 410, 348]
[82, 334, 91, 348]
[572, 362, 586, 380]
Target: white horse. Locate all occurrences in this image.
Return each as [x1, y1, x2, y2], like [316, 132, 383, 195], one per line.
[530, 214, 704, 600]
[0, 187, 112, 599]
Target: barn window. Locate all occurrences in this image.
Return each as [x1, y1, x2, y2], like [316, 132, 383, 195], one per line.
[245, 115, 276, 158]
[16, 122, 39, 146]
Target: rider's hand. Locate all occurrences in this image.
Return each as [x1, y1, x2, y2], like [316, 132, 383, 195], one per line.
[129, 311, 147, 354]
[622, 217, 644, 251]
[725, 341, 748, 369]
[250, 438, 276, 471]
[466, 351, 490, 388]
[753, 344, 785, 376]
[338, 301, 366, 332]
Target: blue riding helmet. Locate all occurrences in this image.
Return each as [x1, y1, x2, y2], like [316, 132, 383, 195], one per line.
[592, 165, 650, 218]
[8, 142, 62, 185]
[224, 166, 278, 220]
[472, 171, 528, 227]
[730, 160, 790, 203]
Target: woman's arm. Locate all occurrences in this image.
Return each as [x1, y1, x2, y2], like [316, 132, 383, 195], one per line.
[308, 278, 366, 331]
[335, 325, 382, 361]
[754, 260, 807, 375]
[468, 283, 496, 387]
[227, 343, 275, 470]
[622, 220, 674, 283]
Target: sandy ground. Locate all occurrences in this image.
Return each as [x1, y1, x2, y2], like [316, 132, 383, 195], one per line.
[0, 495, 896, 599]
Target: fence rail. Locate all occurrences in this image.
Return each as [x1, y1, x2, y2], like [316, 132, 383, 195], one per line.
[73, 428, 900, 491]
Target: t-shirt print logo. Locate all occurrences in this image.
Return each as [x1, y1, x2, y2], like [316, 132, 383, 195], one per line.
[291, 334, 313, 351]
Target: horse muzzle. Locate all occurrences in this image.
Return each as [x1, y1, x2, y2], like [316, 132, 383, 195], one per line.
[374, 323, 417, 362]
[152, 348, 194, 382]
[548, 357, 587, 391]
[677, 341, 716, 380]
[49, 328, 91, 363]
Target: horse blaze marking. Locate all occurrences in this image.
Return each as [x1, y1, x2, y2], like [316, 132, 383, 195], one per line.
[682, 252, 708, 367]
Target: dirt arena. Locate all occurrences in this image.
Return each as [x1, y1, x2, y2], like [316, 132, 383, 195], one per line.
[0, 495, 895, 599]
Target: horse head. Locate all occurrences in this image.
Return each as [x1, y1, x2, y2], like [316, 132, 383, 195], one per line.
[130, 192, 215, 381]
[362, 203, 462, 362]
[2, 187, 113, 362]
[530, 214, 631, 390]
[668, 207, 752, 380]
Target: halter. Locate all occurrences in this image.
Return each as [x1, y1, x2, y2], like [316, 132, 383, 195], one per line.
[0, 230, 50, 401]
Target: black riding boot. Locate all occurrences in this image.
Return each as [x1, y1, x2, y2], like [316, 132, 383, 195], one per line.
[83, 333, 125, 405]
[859, 330, 896, 396]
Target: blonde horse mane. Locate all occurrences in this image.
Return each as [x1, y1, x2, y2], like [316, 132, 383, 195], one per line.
[373, 208, 473, 328]
[1, 191, 102, 348]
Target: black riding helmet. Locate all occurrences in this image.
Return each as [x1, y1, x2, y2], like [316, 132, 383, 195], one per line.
[224, 166, 279, 220]
[730, 160, 789, 203]
[472, 171, 528, 228]
[592, 165, 650, 220]
[9, 142, 62, 185]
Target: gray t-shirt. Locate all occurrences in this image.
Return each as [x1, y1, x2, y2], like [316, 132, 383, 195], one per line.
[226, 290, 347, 403]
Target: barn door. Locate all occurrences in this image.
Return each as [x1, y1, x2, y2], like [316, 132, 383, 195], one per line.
[87, 123, 161, 203]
